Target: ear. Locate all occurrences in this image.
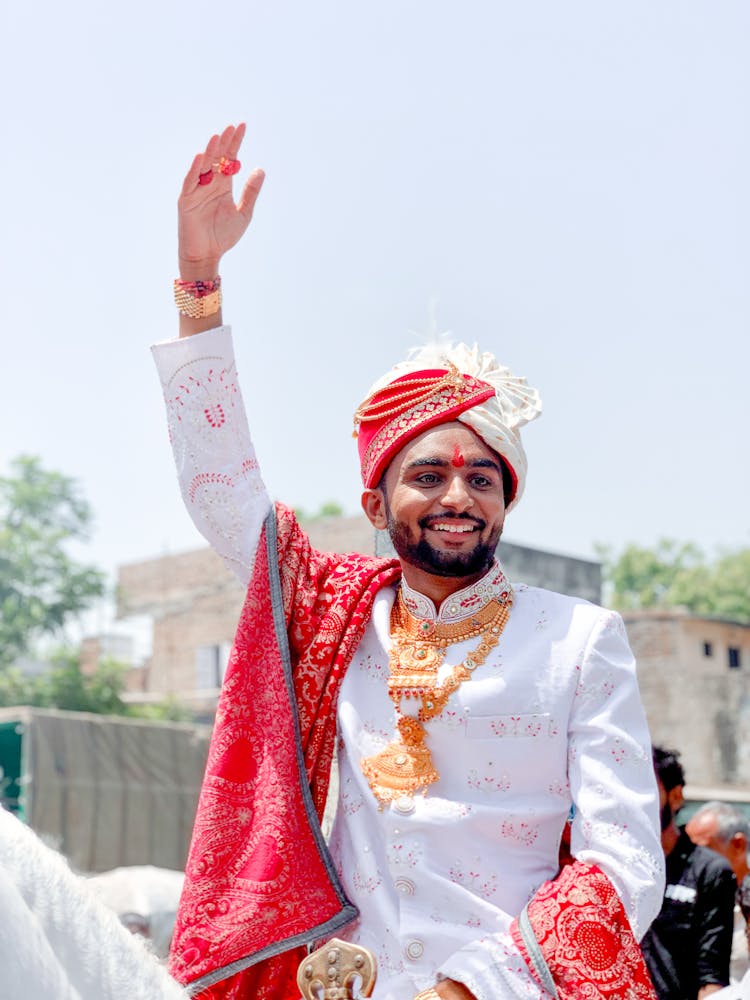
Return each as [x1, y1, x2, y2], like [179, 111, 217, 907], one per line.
[731, 832, 748, 855]
[361, 488, 387, 530]
[667, 785, 684, 813]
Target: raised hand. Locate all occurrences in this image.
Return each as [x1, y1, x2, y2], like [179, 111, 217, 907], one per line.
[178, 123, 265, 280]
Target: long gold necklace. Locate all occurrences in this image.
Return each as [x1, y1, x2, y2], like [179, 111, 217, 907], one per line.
[360, 587, 513, 807]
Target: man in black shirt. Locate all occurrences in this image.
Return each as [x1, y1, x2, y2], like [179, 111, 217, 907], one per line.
[641, 747, 737, 999]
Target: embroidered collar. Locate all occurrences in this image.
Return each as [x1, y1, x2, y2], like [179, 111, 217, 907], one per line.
[400, 561, 512, 624]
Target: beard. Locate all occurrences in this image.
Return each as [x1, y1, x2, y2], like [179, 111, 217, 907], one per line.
[660, 800, 673, 832]
[385, 506, 502, 578]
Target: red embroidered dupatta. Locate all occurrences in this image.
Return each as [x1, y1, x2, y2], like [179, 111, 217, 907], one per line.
[168, 504, 399, 998]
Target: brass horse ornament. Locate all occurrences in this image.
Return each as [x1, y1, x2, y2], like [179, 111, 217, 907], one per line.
[297, 939, 377, 1000]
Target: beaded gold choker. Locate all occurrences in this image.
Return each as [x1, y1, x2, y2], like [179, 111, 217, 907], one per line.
[360, 587, 512, 807]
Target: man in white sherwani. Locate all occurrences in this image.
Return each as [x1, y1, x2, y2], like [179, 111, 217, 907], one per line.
[155, 124, 665, 1000]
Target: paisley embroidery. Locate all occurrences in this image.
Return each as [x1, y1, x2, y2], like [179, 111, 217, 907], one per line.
[511, 862, 657, 999]
[169, 504, 400, 998]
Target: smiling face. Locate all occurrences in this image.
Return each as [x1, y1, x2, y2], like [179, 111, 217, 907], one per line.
[361, 422, 507, 600]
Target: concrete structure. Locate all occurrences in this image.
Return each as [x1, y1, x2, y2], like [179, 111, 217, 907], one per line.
[117, 515, 601, 714]
[625, 609, 750, 788]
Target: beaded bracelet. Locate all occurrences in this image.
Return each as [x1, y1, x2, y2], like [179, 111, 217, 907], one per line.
[174, 277, 222, 319]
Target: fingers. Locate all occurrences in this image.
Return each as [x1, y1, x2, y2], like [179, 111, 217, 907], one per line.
[226, 122, 246, 161]
[180, 153, 205, 199]
[180, 132, 222, 198]
[179, 124, 262, 218]
[237, 168, 266, 222]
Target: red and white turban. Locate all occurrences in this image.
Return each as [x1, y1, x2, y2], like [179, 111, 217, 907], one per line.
[354, 342, 542, 512]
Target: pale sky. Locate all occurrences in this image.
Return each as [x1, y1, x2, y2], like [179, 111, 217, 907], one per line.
[4, 1, 749, 603]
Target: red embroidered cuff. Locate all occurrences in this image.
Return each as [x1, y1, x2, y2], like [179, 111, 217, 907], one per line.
[510, 862, 657, 1000]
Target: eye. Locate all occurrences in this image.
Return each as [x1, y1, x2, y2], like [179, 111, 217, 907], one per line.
[469, 474, 494, 488]
[415, 473, 441, 485]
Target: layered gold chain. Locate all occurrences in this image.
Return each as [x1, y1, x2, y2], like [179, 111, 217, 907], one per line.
[388, 591, 512, 721]
[360, 586, 513, 806]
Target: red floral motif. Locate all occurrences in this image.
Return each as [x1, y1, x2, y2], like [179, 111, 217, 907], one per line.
[510, 862, 657, 999]
[204, 403, 226, 427]
[500, 819, 539, 846]
[188, 472, 234, 503]
[168, 504, 400, 998]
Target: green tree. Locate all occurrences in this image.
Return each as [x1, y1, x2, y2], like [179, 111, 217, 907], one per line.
[599, 540, 750, 623]
[0, 649, 194, 720]
[0, 456, 105, 667]
[294, 500, 345, 522]
[0, 651, 128, 714]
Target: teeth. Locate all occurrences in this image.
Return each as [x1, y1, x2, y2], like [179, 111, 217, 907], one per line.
[432, 524, 474, 533]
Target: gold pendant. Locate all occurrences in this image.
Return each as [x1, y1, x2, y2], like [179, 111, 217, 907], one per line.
[360, 717, 439, 807]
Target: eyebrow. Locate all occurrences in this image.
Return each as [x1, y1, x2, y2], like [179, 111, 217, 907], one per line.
[404, 457, 503, 474]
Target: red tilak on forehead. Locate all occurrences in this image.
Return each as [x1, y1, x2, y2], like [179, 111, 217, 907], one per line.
[451, 445, 465, 468]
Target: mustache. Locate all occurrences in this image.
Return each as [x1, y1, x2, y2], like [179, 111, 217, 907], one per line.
[418, 512, 486, 531]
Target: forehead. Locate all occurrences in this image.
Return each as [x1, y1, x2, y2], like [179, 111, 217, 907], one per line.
[389, 422, 499, 471]
[688, 812, 720, 837]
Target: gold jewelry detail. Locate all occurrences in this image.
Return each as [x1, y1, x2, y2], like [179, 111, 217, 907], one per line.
[360, 589, 512, 806]
[414, 988, 441, 1000]
[389, 592, 511, 721]
[173, 283, 222, 319]
[354, 363, 466, 426]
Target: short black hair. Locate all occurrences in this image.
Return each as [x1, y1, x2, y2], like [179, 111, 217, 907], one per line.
[652, 745, 685, 791]
[499, 458, 514, 507]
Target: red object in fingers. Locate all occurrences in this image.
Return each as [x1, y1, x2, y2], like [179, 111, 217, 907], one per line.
[218, 157, 241, 176]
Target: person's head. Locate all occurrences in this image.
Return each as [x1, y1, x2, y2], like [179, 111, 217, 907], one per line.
[686, 801, 750, 883]
[355, 343, 541, 591]
[652, 745, 685, 833]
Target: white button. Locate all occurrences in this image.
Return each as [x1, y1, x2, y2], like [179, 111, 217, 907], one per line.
[393, 795, 415, 816]
[405, 939, 424, 961]
[395, 877, 416, 895]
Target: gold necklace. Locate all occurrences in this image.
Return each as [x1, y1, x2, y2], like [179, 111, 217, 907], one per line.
[360, 587, 513, 807]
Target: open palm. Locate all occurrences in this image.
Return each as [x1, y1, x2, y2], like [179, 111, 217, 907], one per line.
[178, 123, 265, 272]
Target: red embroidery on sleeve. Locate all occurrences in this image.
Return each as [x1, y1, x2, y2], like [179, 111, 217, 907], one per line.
[511, 861, 657, 999]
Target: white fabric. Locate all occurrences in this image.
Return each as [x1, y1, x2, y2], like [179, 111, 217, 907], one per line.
[357, 340, 542, 511]
[153, 326, 665, 1000]
[151, 325, 271, 581]
[86, 866, 185, 959]
[716, 969, 750, 1000]
[0, 806, 186, 1000]
[732, 903, 750, 984]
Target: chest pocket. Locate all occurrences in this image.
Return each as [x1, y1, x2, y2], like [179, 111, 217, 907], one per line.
[465, 712, 557, 740]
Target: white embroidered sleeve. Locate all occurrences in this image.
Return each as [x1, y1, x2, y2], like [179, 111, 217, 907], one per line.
[568, 608, 665, 939]
[151, 326, 271, 585]
[437, 924, 550, 1000]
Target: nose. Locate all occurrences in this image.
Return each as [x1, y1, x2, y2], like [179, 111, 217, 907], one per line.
[440, 474, 474, 512]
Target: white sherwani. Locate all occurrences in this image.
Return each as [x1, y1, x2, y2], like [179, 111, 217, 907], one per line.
[152, 327, 664, 1000]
